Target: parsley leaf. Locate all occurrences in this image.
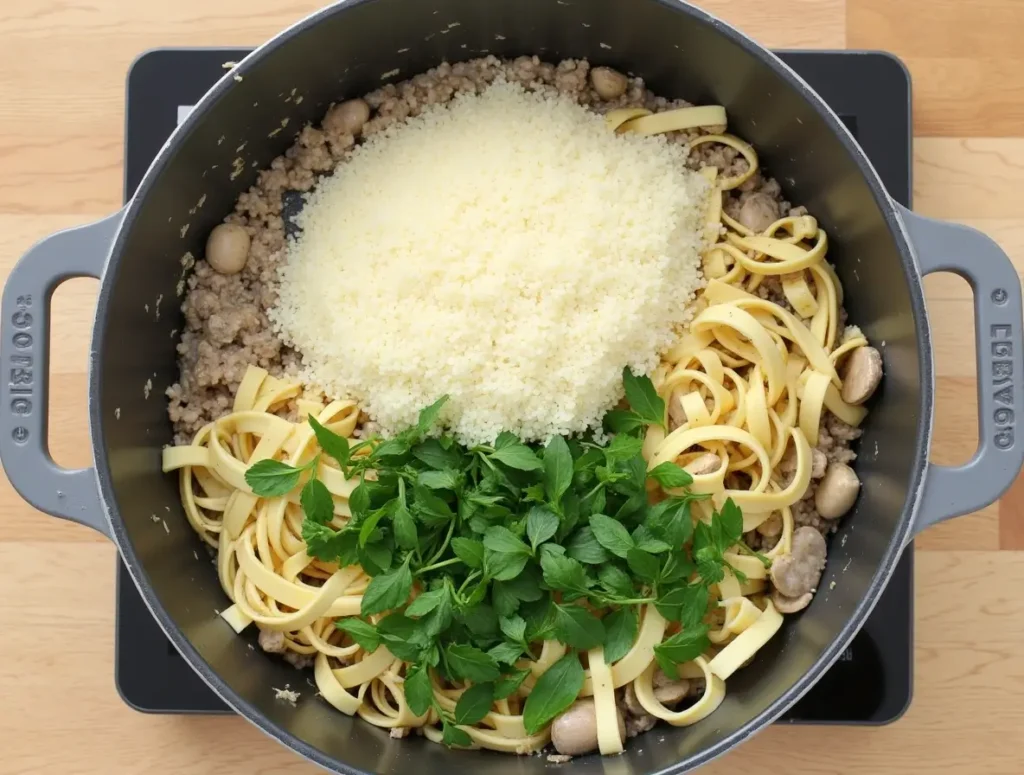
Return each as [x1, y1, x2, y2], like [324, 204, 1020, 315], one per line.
[451, 537, 484, 569]
[622, 367, 666, 430]
[489, 444, 543, 471]
[589, 514, 636, 559]
[655, 584, 709, 628]
[565, 526, 611, 565]
[647, 461, 694, 490]
[522, 653, 584, 735]
[307, 416, 350, 466]
[392, 498, 418, 550]
[300, 478, 334, 524]
[244, 459, 304, 497]
[404, 663, 434, 716]
[494, 668, 531, 699]
[626, 548, 660, 581]
[543, 435, 574, 504]
[540, 553, 589, 596]
[653, 624, 711, 679]
[602, 607, 638, 664]
[445, 644, 501, 683]
[483, 526, 531, 556]
[334, 618, 380, 653]
[361, 556, 412, 616]
[441, 719, 473, 748]
[526, 506, 560, 550]
[603, 409, 646, 435]
[598, 565, 634, 599]
[631, 524, 672, 554]
[454, 682, 494, 725]
[488, 641, 524, 665]
[551, 603, 605, 650]
[416, 395, 449, 437]
[418, 469, 462, 491]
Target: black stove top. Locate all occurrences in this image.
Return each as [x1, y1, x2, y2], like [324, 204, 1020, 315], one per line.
[117, 48, 913, 723]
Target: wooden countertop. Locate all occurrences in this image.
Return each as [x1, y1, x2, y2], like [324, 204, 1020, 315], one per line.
[1, 1, 1022, 773]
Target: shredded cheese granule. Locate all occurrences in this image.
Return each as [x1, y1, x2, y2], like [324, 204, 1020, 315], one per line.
[271, 80, 709, 445]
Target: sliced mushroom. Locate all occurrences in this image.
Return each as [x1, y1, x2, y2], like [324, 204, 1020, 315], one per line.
[625, 712, 657, 738]
[590, 66, 628, 100]
[323, 98, 371, 136]
[623, 683, 645, 716]
[206, 223, 250, 275]
[551, 699, 625, 756]
[814, 462, 861, 519]
[684, 453, 722, 477]
[756, 512, 783, 538]
[668, 387, 687, 430]
[772, 589, 814, 614]
[652, 669, 690, 706]
[840, 346, 883, 405]
[770, 526, 827, 597]
[737, 192, 780, 234]
[811, 448, 828, 479]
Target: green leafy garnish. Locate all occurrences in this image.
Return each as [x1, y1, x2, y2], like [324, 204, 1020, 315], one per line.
[240, 372, 755, 746]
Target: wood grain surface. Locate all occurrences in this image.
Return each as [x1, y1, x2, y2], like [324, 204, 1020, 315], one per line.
[0, 1, 1021, 773]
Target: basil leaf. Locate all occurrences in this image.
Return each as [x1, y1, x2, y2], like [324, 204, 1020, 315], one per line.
[626, 548, 660, 581]
[589, 514, 636, 559]
[483, 526, 531, 556]
[604, 433, 644, 464]
[622, 367, 666, 429]
[378, 613, 429, 661]
[459, 603, 499, 639]
[647, 461, 694, 490]
[358, 508, 388, 548]
[602, 607, 638, 664]
[526, 506, 560, 550]
[307, 415, 350, 465]
[372, 437, 411, 460]
[494, 668, 531, 700]
[454, 682, 495, 725]
[300, 478, 334, 525]
[498, 564, 545, 602]
[244, 459, 301, 497]
[413, 486, 455, 527]
[441, 719, 473, 748]
[406, 587, 448, 617]
[489, 444, 543, 471]
[551, 603, 605, 650]
[359, 540, 393, 576]
[646, 497, 693, 547]
[486, 549, 530, 581]
[488, 641, 524, 665]
[418, 469, 461, 491]
[348, 483, 371, 520]
[543, 436, 574, 504]
[404, 663, 434, 716]
[334, 618, 380, 653]
[522, 653, 585, 735]
[632, 524, 672, 554]
[416, 395, 449, 437]
[540, 553, 588, 596]
[491, 582, 519, 617]
[445, 644, 501, 683]
[302, 521, 353, 563]
[451, 537, 485, 569]
[598, 565, 634, 599]
[360, 557, 412, 615]
[565, 526, 611, 565]
[717, 497, 744, 546]
[655, 584, 709, 628]
[652, 624, 711, 675]
[499, 614, 527, 643]
[412, 438, 463, 470]
[603, 409, 645, 435]
[392, 499, 418, 550]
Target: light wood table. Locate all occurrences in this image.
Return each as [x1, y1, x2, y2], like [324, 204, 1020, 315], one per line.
[1, 1, 1022, 773]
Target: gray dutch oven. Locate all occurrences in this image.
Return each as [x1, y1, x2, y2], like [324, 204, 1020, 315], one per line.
[2, 0, 1022, 773]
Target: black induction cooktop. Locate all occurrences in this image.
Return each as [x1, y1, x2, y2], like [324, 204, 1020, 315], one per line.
[116, 48, 913, 723]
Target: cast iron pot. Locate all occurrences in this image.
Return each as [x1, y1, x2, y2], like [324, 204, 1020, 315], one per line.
[3, 0, 1022, 772]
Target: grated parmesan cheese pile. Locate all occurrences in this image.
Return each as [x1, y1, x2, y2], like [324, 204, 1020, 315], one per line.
[270, 80, 710, 445]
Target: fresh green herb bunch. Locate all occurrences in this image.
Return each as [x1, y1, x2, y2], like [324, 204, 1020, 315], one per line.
[244, 368, 763, 739]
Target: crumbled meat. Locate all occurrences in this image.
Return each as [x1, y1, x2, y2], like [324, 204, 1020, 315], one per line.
[625, 712, 658, 738]
[258, 628, 286, 654]
[390, 726, 411, 739]
[283, 650, 314, 669]
[547, 754, 573, 764]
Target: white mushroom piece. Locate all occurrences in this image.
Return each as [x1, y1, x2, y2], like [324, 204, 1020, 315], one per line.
[205, 223, 250, 275]
[684, 452, 722, 477]
[772, 589, 814, 614]
[840, 346, 883, 405]
[551, 698, 626, 756]
[736, 192, 780, 234]
[623, 670, 690, 716]
[810, 448, 828, 479]
[590, 66, 628, 100]
[755, 512, 783, 537]
[814, 462, 861, 519]
[323, 98, 371, 136]
[770, 526, 827, 598]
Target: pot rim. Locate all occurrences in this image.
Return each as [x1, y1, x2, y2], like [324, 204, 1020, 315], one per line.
[88, 1, 933, 772]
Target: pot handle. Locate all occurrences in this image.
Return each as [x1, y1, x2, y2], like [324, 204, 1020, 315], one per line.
[0, 210, 125, 538]
[898, 205, 1024, 535]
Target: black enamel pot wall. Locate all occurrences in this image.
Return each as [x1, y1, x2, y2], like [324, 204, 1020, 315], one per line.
[2, 1, 1022, 773]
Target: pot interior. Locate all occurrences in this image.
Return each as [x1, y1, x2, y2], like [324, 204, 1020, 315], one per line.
[93, 0, 926, 772]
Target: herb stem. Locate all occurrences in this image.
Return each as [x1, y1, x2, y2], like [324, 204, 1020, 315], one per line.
[457, 571, 481, 596]
[415, 557, 462, 576]
[423, 518, 458, 568]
